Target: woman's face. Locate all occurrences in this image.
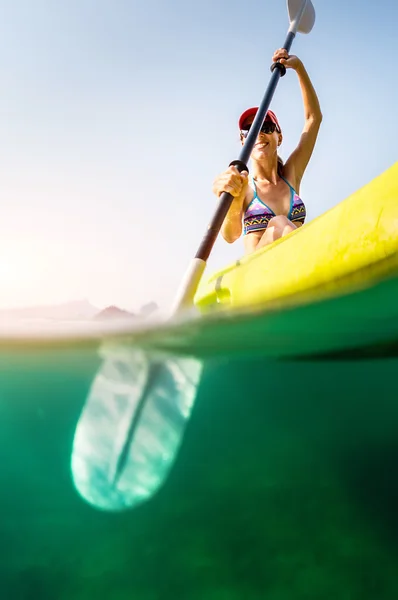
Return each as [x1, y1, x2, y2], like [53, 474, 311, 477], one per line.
[240, 116, 282, 161]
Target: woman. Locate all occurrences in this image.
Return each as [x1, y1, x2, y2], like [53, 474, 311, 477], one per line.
[213, 48, 322, 255]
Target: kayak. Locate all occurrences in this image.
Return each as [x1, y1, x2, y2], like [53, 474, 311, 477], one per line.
[1, 161, 398, 598]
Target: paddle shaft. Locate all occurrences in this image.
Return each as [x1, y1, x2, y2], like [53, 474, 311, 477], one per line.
[195, 33, 296, 262]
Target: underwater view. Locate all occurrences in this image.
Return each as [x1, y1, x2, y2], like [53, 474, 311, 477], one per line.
[1, 342, 398, 599]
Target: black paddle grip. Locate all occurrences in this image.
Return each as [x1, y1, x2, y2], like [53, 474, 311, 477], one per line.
[229, 160, 249, 173]
[270, 62, 286, 76]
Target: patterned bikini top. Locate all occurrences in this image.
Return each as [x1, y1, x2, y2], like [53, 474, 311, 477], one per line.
[243, 175, 306, 235]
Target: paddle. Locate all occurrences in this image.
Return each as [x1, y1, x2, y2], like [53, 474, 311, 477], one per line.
[71, 0, 316, 512]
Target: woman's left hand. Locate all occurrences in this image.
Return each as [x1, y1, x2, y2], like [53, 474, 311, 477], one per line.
[272, 48, 302, 71]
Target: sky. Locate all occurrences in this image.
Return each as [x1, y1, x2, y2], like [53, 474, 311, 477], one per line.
[0, 0, 397, 311]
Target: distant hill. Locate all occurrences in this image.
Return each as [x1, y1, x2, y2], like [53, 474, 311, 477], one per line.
[139, 302, 158, 317]
[93, 306, 135, 321]
[0, 299, 159, 322]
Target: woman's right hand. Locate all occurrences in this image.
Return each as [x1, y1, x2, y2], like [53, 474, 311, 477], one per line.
[212, 166, 248, 201]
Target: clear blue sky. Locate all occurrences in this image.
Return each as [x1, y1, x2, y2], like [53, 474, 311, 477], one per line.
[0, 0, 396, 310]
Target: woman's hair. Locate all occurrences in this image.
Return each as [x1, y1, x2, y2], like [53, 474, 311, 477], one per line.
[277, 155, 284, 177]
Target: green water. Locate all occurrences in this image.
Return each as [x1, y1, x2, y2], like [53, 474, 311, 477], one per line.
[1, 344, 398, 599]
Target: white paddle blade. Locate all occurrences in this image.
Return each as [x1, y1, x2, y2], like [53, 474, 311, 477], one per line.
[288, 0, 315, 34]
[71, 343, 202, 511]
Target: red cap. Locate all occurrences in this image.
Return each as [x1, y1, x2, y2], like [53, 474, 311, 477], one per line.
[238, 107, 281, 132]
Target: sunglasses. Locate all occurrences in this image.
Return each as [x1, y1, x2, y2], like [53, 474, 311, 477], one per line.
[240, 121, 278, 137]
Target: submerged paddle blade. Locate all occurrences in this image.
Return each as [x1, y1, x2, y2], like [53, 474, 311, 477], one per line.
[71, 343, 202, 511]
[288, 0, 315, 34]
